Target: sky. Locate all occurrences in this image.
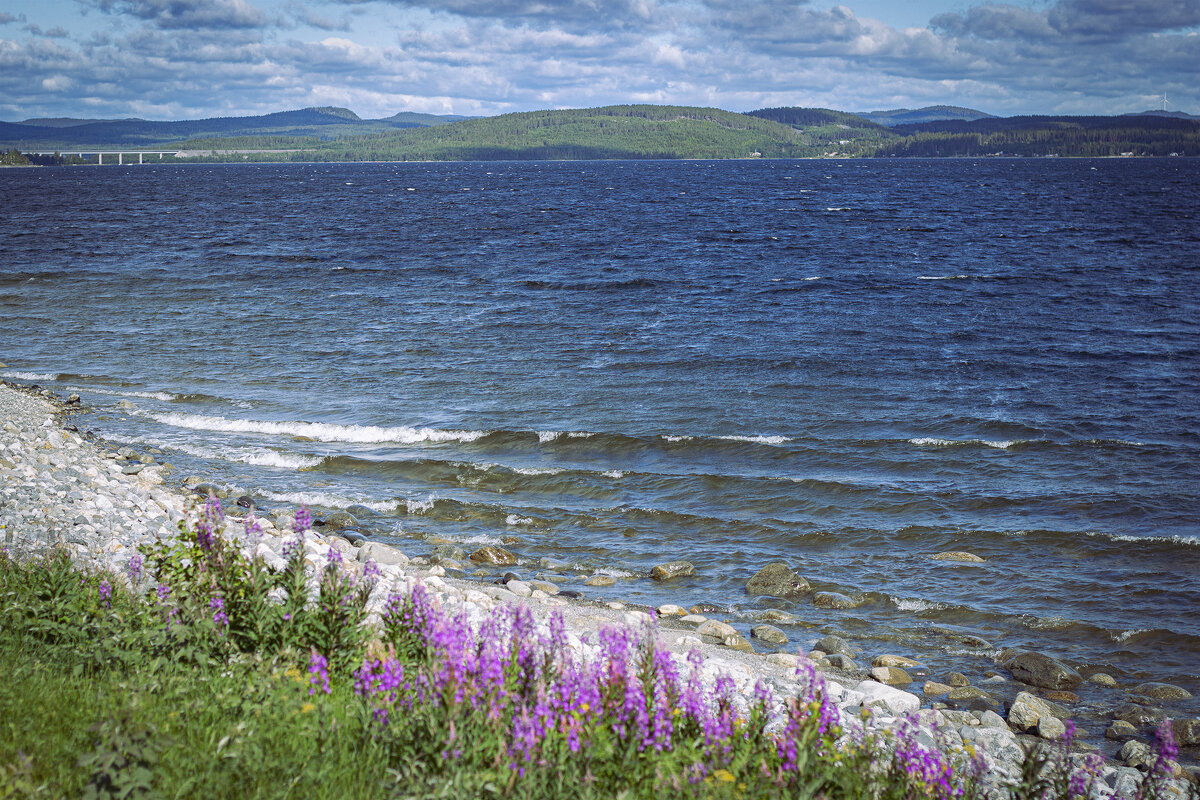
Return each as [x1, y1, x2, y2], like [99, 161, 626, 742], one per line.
[1, 0, 1197, 121]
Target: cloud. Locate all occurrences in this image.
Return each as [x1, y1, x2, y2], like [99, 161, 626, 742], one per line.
[345, 0, 664, 31]
[89, 0, 269, 30]
[0, 12, 26, 25]
[1047, 0, 1200, 38]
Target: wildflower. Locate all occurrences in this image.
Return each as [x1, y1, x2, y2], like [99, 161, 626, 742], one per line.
[300, 702, 315, 714]
[127, 553, 143, 583]
[308, 649, 330, 695]
[326, 546, 343, 567]
[197, 494, 223, 551]
[98, 580, 112, 608]
[244, 510, 262, 538]
[713, 769, 735, 783]
[362, 559, 382, 584]
[210, 595, 228, 628]
[295, 505, 312, 534]
[156, 583, 170, 602]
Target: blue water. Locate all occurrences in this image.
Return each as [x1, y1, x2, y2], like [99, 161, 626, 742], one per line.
[2, 159, 1199, 714]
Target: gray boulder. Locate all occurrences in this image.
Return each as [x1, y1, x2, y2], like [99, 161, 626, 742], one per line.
[1002, 650, 1082, 690]
[651, 561, 696, 581]
[745, 562, 810, 598]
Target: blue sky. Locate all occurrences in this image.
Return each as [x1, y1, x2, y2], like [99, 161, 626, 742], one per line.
[1, 0, 1197, 120]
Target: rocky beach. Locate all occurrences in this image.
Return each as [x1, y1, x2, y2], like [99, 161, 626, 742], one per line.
[2, 376, 1196, 798]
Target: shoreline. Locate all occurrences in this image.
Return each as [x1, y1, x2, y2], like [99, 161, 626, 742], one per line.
[1, 378, 1196, 794]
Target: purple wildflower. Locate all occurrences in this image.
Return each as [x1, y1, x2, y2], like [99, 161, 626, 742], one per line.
[309, 649, 330, 695]
[155, 583, 170, 602]
[281, 536, 301, 562]
[294, 505, 312, 534]
[244, 510, 262, 538]
[210, 595, 228, 628]
[1152, 717, 1178, 776]
[326, 546, 343, 567]
[362, 559, 382, 584]
[98, 580, 112, 608]
[127, 554, 143, 583]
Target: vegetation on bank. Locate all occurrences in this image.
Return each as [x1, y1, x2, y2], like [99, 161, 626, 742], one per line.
[1, 148, 31, 166]
[0, 498, 1193, 798]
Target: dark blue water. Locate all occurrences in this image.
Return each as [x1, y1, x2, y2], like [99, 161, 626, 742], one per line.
[3, 159, 1199, 709]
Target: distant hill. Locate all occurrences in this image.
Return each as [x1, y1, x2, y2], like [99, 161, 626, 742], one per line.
[854, 106, 994, 126]
[0, 107, 470, 148]
[375, 111, 477, 127]
[1122, 109, 1200, 121]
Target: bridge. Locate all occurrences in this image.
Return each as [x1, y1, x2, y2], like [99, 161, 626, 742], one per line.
[23, 151, 181, 164]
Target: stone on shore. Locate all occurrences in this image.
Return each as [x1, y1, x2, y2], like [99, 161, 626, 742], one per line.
[870, 666, 913, 686]
[1112, 703, 1167, 728]
[1174, 718, 1200, 746]
[1106, 720, 1138, 741]
[856, 680, 920, 716]
[357, 541, 408, 566]
[873, 654, 923, 669]
[1001, 650, 1083, 690]
[469, 545, 518, 565]
[657, 604, 687, 616]
[923, 681, 953, 696]
[584, 575, 615, 587]
[1008, 691, 1059, 733]
[745, 562, 810, 598]
[650, 561, 695, 581]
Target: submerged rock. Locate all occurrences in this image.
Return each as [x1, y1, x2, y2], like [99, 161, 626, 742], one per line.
[812, 591, 859, 609]
[584, 575, 615, 587]
[469, 545, 518, 566]
[1106, 720, 1138, 741]
[745, 562, 810, 598]
[814, 635, 855, 658]
[651, 561, 695, 581]
[1174, 718, 1200, 746]
[931, 551, 986, 563]
[1112, 703, 1167, 728]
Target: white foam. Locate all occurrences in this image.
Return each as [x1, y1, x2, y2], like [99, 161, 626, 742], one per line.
[602, 470, 626, 478]
[892, 598, 943, 612]
[513, 467, 565, 476]
[1, 371, 58, 381]
[918, 275, 973, 280]
[662, 435, 693, 443]
[505, 514, 534, 526]
[1112, 628, 1150, 643]
[133, 438, 321, 470]
[145, 411, 485, 444]
[566, 431, 594, 439]
[1083, 530, 1200, 547]
[717, 434, 793, 445]
[908, 437, 1015, 449]
[405, 496, 437, 514]
[459, 533, 506, 545]
[825, 207, 851, 211]
[594, 567, 635, 578]
[803, 276, 821, 281]
[257, 489, 397, 513]
[537, 431, 562, 443]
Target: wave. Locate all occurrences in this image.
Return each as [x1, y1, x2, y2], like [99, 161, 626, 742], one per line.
[716, 434, 793, 445]
[128, 436, 322, 470]
[66, 385, 178, 402]
[1, 371, 58, 381]
[144, 411, 486, 444]
[256, 489, 398, 513]
[909, 437, 1015, 449]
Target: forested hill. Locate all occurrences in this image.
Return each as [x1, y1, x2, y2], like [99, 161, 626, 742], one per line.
[877, 114, 1200, 157]
[316, 105, 810, 160]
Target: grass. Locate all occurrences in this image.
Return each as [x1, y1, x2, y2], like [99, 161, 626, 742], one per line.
[0, 500, 1193, 799]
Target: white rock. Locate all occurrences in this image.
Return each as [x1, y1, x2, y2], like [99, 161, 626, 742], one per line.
[855, 680, 920, 716]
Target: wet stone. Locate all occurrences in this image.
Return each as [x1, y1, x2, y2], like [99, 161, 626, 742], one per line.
[1173, 718, 1200, 747]
[1112, 703, 1167, 728]
[1106, 720, 1138, 741]
[947, 672, 971, 688]
[650, 561, 695, 581]
[656, 604, 687, 616]
[814, 635, 854, 658]
[823, 654, 858, 671]
[750, 624, 789, 645]
[689, 602, 722, 614]
[1132, 682, 1192, 701]
[1002, 650, 1083, 691]
[1118, 740, 1153, 769]
[1088, 673, 1119, 688]
[924, 681, 953, 696]
[469, 545, 518, 566]
[745, 562, 810, 598]
[584, 575, 615, 587]
[812, 591, 859, 609]
[870, 666, 913, 686]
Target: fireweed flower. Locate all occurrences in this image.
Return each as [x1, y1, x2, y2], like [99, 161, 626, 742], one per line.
[98, 580, 112, 608]
[309, 649, 330, 695]
[294, 505, 312, 534]
[127, 553, 143, 583]
[210, 595, 228, 628]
